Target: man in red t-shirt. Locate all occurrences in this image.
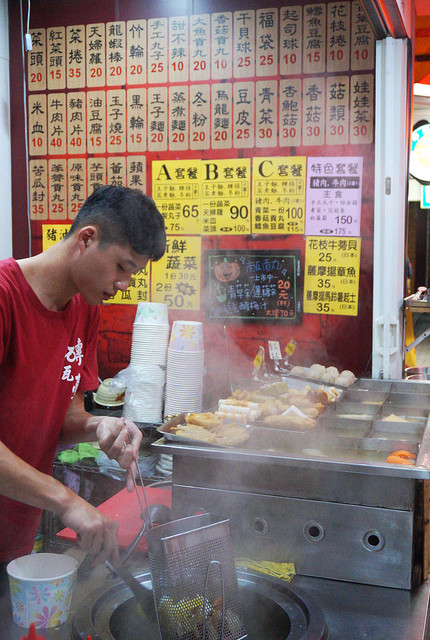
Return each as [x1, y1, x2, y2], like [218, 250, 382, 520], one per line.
[0, 185, 166, 574]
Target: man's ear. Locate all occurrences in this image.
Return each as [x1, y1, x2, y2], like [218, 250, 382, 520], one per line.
[78, 226, 98, 250]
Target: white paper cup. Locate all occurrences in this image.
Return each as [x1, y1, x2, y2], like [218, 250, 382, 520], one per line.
[134, 302, 169, 325]
[169, 321, 203, 351]
[7, 553, 77, 628]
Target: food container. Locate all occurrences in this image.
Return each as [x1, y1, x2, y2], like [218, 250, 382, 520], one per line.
[93, 378, 125, 408]
[7, 553, 77, 628]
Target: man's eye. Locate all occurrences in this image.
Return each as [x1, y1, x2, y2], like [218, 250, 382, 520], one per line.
[118, 265, 125, 272]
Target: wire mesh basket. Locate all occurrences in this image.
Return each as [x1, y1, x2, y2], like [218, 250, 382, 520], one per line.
[145, 513, 247, 640]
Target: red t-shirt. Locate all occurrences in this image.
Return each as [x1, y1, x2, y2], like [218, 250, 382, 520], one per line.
[0, 258, 100, 561]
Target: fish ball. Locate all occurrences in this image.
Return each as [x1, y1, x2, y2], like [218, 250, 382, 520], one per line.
[309, 364, 326, 379]
[326, 366, 340, 379]
[290, 366, 306, 377]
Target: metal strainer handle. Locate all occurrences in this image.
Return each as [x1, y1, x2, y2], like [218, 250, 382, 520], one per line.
[202, 560, 225, 640]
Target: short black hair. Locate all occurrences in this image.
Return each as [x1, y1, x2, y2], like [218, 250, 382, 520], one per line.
[66, 185, 166, 261]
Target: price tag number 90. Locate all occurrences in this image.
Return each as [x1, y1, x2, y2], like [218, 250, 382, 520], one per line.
[230, 205, 249, 220]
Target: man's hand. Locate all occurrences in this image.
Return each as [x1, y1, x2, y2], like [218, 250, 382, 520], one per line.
[96, 416, 142, 491]
[59, 493, 120, 565]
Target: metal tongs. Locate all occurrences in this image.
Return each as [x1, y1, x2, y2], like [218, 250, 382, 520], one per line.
[105, 436, 157, 601]
[79, 433, 166, 579]
[113, 434, 154, 566]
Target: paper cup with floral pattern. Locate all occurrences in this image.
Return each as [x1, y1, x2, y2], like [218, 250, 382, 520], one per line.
[7, 553, 77, 629]
[169, 321, 203, 352]
[134, 302, 169, 325]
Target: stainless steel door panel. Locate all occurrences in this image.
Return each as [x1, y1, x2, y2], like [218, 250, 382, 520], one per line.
[173, 485, 414, 589]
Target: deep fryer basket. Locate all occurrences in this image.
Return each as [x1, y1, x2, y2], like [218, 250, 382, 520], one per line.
[145, 514, 247, 640]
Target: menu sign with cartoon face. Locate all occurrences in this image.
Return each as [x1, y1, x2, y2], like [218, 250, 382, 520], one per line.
[205, 249, 302, 321]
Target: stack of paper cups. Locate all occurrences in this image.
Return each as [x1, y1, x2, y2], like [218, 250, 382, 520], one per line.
[164, 320, 204, 417]
[123, 303, 170, 423]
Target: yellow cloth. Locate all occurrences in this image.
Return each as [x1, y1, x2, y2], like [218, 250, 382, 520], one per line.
[235, 558, 295, 582]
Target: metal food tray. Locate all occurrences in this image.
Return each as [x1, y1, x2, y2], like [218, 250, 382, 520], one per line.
[324, 401, 381, 420]
[341, 389, 388, 404]
[258, 374, 346, 396]
[387, 392, 430, 407]
[317, 416, 371, 438]
[157, 413, 252, 448]
[390, 381, 430, 395]
[365, 420, 425, 443]
[352, 378, 392, 392]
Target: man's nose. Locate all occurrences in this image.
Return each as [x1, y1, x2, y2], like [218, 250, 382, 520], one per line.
[114, 278, 130, 292]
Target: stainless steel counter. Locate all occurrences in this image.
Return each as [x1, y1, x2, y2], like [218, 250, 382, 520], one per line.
[1, 559, 430, 640]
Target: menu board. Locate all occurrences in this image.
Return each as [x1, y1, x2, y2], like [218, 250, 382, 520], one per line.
[303, 236, 361, 315]
[23, 2, 375, 320]
[305, 156, 363, 236]
[205, 249, 302, 322]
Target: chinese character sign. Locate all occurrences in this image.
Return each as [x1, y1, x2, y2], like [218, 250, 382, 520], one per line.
[304, 236, 361, 315]
[305, 156, 363, 236]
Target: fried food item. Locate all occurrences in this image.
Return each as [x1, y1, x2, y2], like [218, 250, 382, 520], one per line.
[279, 393, 313, 408]
[219, 398, 259, 408]
[390, 450, 416, 460]
[386, 454, 415, 465]
[232, 388, 271, 403]
[173, 422, 249, 446]
[258, 399, 286, 417]
[260, 381, 290, 397]
[186, 412, 221, 428]
[263, 414, 316, 430]
[298, 406, 321, 418]
[173, 424, 218, 443]
[210, 423, 249, 446]
[232, 389, 252, 401]
[306, 389, 329, 405]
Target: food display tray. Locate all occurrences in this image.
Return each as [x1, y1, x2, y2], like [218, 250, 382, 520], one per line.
[153, 378, 430, 479]
[157, 413, 252, 448]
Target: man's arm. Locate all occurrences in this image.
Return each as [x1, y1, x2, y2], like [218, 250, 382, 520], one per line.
[0, 440, 119, 564]
[61, 392, 142, 492]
